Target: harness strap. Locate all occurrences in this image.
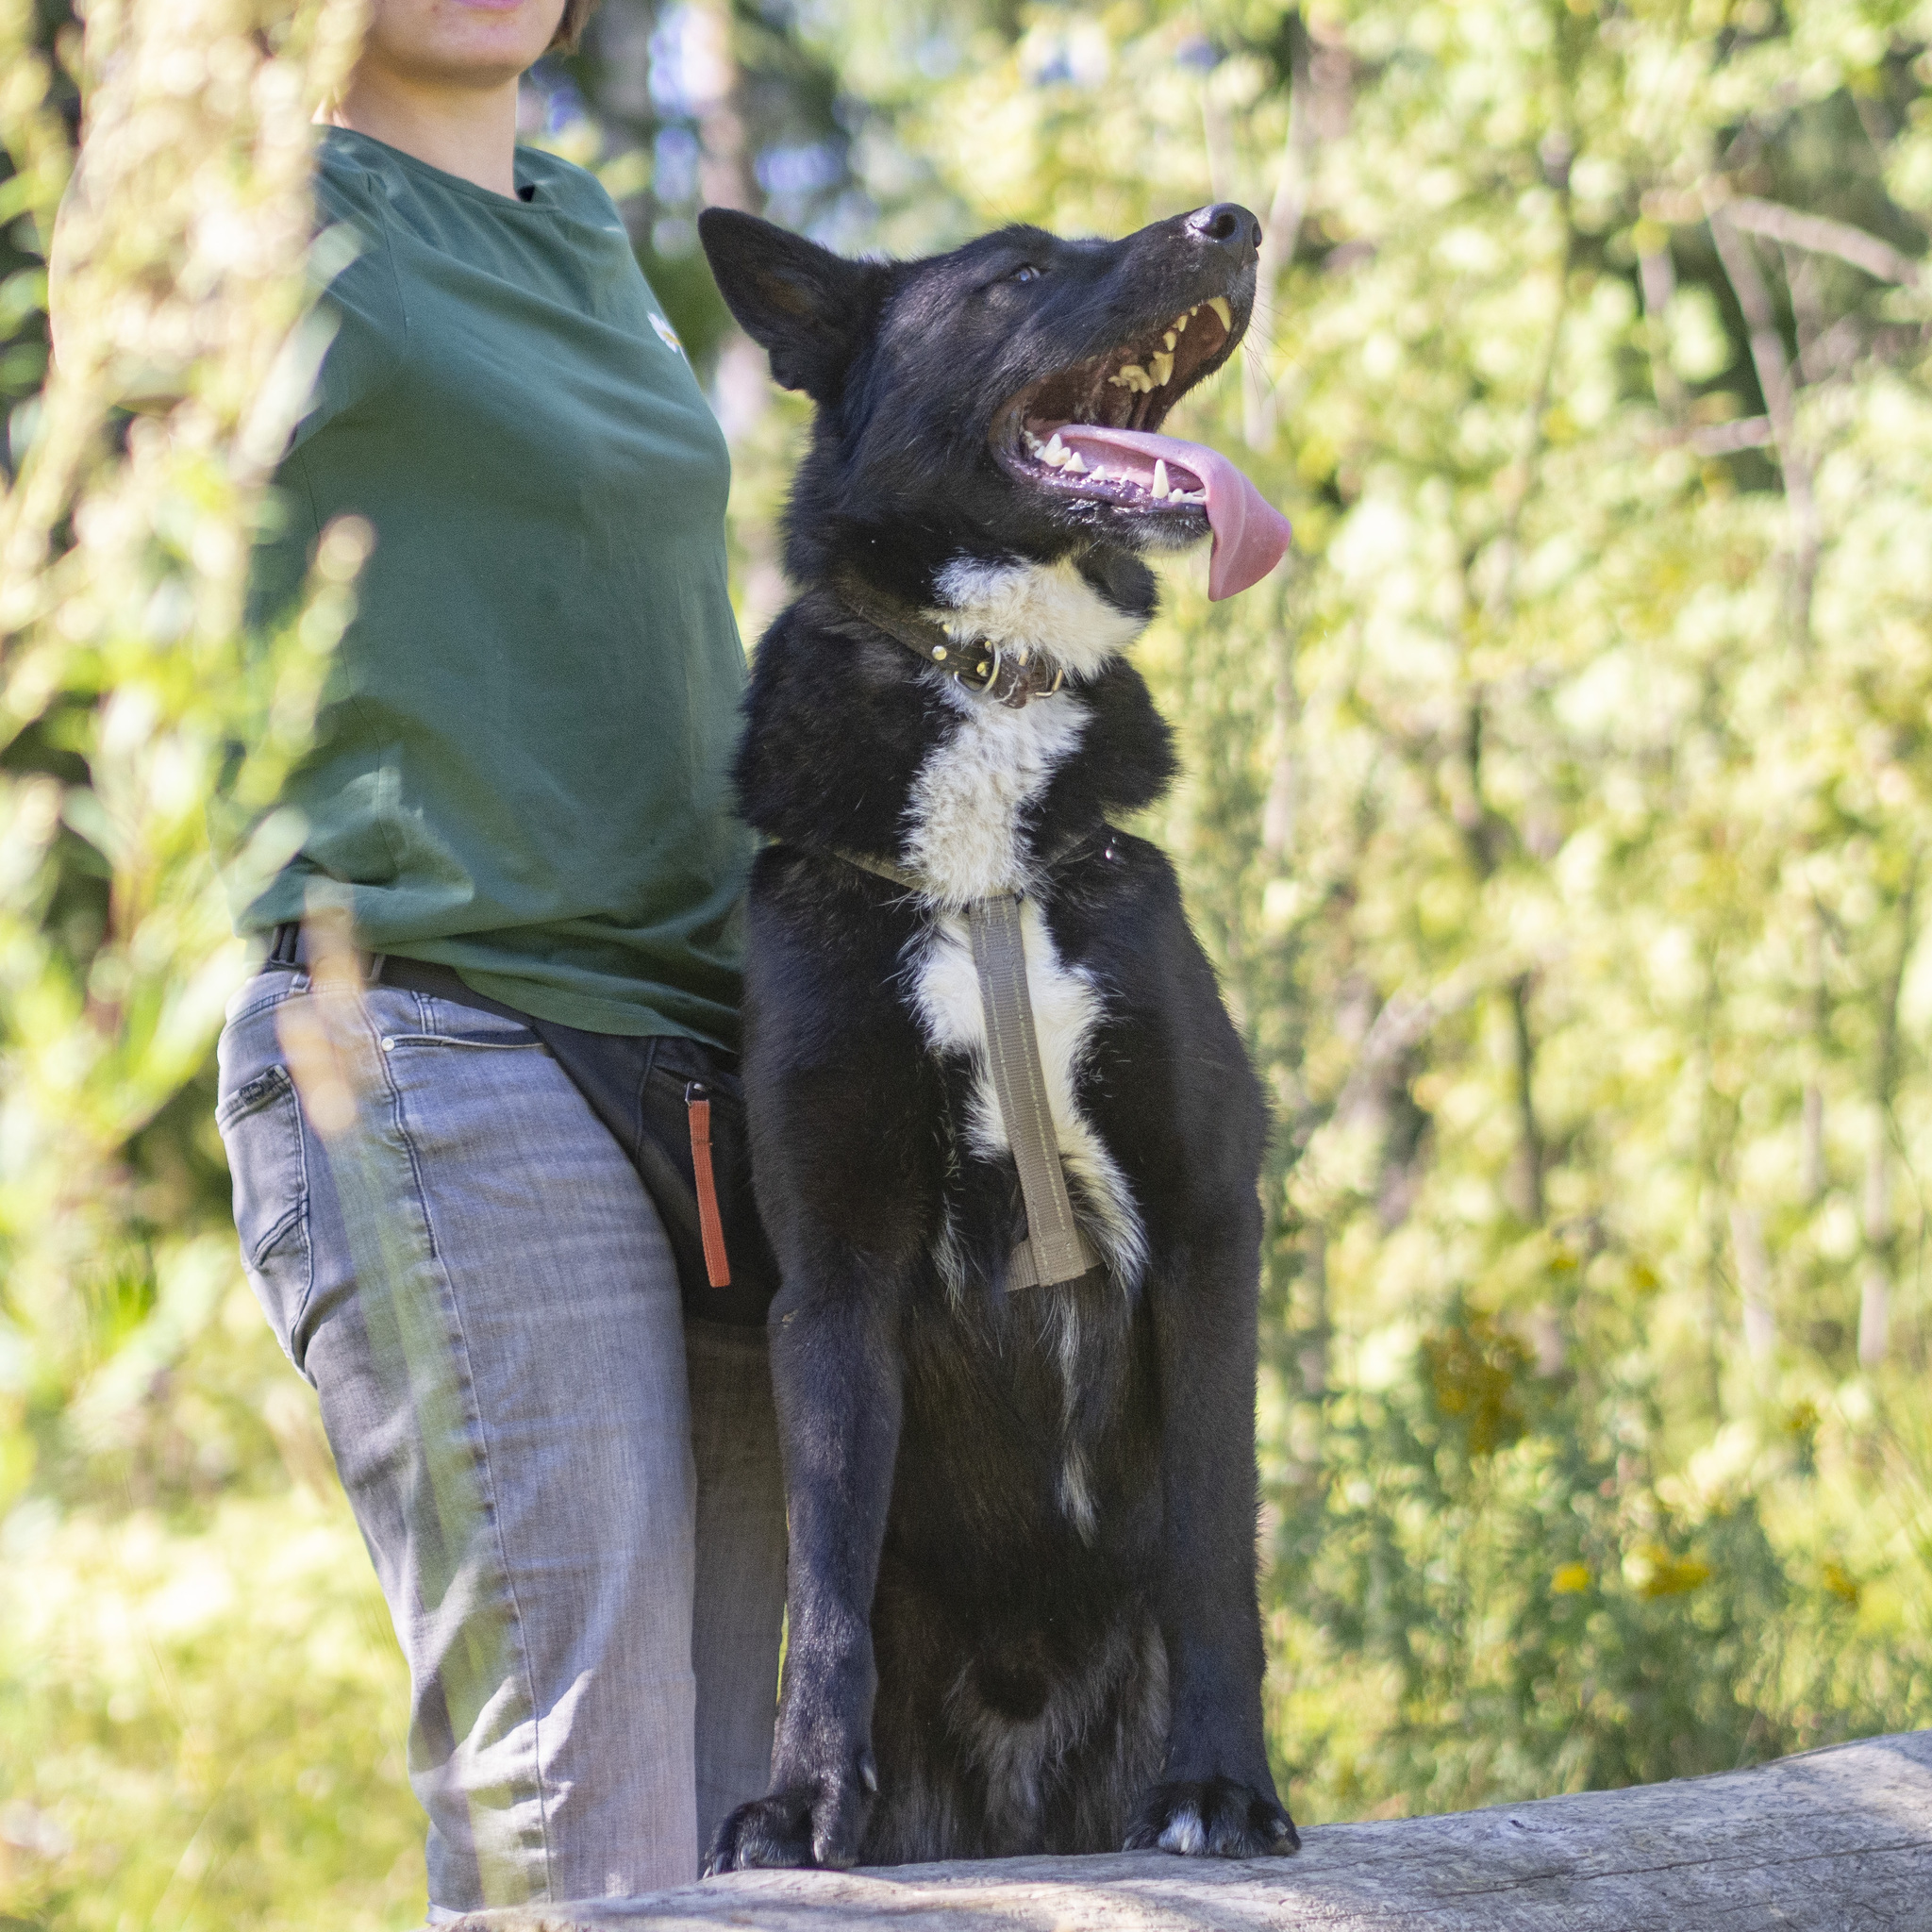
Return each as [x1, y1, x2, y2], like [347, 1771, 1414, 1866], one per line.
[827, 846, 925, 891]
[801, 841, 1106, 1291]
[968, 891, 1103, 1289]
[824, 824, 1107, 896]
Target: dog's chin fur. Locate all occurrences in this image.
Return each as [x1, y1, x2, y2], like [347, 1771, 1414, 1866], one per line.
[699, 204, 1296, 1875]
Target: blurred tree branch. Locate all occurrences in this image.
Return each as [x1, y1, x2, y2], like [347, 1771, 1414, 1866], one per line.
[1723, 196, 1923, 290]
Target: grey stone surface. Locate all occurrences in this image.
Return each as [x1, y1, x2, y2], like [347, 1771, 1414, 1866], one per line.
[444, 1728, 1932, 1931]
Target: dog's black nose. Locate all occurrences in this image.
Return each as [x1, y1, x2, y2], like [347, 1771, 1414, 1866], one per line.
[1185, 202, 1262, 262]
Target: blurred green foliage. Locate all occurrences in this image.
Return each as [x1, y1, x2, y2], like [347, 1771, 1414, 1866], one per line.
[5, 1, 1932, 1927]
[0, 2, 411, 1926]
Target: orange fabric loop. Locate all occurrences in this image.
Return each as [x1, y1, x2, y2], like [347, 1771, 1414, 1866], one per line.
[687, 1091, 733, 1288]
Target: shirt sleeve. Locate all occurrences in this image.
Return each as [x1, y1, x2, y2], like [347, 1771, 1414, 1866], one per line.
[289, 157, 408, 455]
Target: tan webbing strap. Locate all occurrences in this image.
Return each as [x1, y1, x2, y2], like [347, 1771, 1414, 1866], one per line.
[805, 841, 1104, 1291]
[968, 891, 1102, 1290]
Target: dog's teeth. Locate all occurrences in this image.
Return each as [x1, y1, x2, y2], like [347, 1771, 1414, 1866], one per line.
[1088, 462, 1107, 480]
[1163, 329, 1177, 350]
[1152, 458, 1170, 499]
[1150, 350, 1174, 386]
[1108, 363, 1155, 392]
[1042, 432, 1070, 467]
[1063, 451, 1087, 473]
[1208, 295, 1233, 330]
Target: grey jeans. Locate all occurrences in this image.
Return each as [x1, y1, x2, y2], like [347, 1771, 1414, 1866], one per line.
[215, 970, 788, 1914]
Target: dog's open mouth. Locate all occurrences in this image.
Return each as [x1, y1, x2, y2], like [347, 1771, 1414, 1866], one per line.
[991, 296, 1291, 600]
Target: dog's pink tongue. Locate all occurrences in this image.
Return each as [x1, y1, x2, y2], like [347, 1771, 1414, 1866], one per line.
[1054, 425, 1291, 600]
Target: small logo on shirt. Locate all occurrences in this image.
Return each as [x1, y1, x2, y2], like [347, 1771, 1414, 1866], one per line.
[649, 312, 685, 356]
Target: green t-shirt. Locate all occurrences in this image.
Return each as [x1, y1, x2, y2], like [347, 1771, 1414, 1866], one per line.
[244, 126, 748, 1047]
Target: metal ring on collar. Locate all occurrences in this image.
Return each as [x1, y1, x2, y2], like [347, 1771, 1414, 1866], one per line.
[964, 641, 1001, 691]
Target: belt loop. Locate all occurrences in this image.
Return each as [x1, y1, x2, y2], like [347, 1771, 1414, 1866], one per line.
[684, 1080, 733, 1288]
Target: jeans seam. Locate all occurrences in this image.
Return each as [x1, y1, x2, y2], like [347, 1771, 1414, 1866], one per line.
[282, 1087, 317, 1368]
[632, 1036, 662, 1167]
[378, 1035, 544, 1051]
[371, 1006, 556, 1901]
[229, 976, 304, 1028]
[216, 1031, 316, 1368]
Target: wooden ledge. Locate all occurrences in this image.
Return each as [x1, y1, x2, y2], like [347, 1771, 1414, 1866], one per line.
[445, 1728, 1932, 1931]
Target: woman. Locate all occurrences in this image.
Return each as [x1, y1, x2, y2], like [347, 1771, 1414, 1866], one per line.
[211, 0, 787, 1914]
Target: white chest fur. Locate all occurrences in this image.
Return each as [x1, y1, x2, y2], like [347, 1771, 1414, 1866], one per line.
[902, 552, 1146, 905]
[897, 553, 1153, 1533]
[897, 550, 1151, 1288]
[902, 691, 1087, 904]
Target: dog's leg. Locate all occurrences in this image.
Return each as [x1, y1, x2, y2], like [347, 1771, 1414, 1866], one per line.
[703, 884, 937, 1874]
[1125, 1219, 1299, 1858]
[705, 1249, 904, 1874]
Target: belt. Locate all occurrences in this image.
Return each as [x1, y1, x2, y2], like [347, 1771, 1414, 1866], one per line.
[259, 922, 533, 1025]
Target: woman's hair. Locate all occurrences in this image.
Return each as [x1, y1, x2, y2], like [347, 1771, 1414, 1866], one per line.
[552, 0, 600, 52]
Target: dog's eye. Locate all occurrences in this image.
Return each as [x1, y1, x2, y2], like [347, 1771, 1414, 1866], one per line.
[1009, 264, 1042, 284]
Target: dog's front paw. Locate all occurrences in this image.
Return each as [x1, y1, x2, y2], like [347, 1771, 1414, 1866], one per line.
[703, 1754, 877, 1874]
[1124, 1776, 1298, 1858]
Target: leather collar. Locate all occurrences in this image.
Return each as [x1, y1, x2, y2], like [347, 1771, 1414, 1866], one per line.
[829, 564, 1068, 709]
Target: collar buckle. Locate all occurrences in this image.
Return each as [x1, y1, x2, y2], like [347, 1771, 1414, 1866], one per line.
[829, 566, 1069, 709]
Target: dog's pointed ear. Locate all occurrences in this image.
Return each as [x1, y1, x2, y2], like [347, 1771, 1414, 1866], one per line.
[699, 208, 881, 401]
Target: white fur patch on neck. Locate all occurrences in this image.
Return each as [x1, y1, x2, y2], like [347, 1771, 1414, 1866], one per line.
[927, 556, 1146, 680]
[903, 690, 1087, 904]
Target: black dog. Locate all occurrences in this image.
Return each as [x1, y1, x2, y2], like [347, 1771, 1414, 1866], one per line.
[697, 201, 1297, 1872]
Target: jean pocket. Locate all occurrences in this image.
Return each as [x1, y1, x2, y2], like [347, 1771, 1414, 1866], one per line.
[216, 1058, 315, 1374]
[375, 988, 542, 1050]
